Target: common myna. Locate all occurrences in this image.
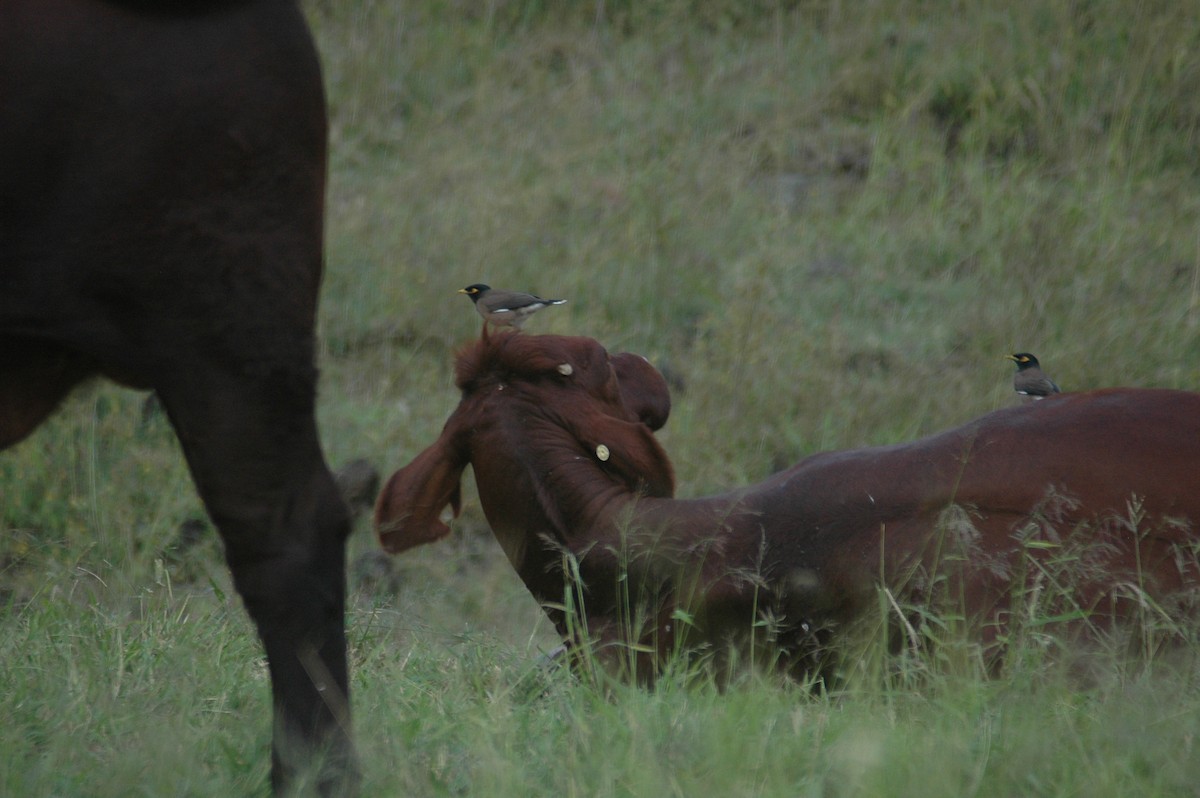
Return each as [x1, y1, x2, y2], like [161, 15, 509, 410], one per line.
[459, 283, 567, 330]
[1007, 352, 1060, 399]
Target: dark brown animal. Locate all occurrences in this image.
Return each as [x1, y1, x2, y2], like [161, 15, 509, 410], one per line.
[376, 333, 1200, 681]
[2, 2, 355, 793]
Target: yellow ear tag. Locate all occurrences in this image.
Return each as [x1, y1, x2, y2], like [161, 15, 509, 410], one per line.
[595, 444, 610, 461]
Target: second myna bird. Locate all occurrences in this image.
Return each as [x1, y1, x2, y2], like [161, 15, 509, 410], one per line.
[459, 284, 567, 330]
[1007, 352, 1060, 399]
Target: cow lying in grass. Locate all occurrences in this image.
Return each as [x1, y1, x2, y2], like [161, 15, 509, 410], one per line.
[376, 332, 1200, 681]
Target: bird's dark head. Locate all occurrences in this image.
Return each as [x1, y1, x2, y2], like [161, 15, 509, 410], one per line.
[1007, 352, 1041, 370]
[459, 284, 491, 304]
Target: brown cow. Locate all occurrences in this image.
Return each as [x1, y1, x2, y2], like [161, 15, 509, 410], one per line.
[1, 2, 355, 793]
[376, 332, 1200, 682]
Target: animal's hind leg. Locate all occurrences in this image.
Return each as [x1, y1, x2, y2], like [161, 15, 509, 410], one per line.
[154, 362, 357, 796]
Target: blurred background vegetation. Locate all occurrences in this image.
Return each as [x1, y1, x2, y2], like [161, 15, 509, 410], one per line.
[3, 0, 1199, 794]
[315, 0, 1200, 483]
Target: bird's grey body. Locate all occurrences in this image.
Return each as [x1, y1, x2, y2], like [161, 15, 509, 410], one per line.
[459, 284, 567, 330]
[1008, 352, 1060, 399]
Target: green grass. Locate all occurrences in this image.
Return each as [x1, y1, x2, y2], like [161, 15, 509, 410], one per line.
[4, 0, 1200, 794]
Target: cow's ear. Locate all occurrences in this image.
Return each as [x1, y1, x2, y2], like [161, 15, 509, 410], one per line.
[374, 432, 467, 554]
[612, 352, 671, 431]
[571, 411, 676, 499]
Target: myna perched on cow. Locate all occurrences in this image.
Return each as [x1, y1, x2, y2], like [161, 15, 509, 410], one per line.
[1008, 352, 1060, 399]
[459, 283, 567, 331]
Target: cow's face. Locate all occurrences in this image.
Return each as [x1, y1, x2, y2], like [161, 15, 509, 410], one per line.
[376, 334, 675, 555]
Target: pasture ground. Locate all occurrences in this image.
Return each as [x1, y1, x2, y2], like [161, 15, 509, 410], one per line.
[4, 1, 1200, 795]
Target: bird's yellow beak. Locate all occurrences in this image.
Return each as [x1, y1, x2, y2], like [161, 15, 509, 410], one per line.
[457, 288, 469, 295]
[1005, 354, 1018, 362]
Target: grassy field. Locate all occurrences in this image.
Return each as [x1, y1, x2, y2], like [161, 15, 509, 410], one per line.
[4, 0, 1200, 794]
